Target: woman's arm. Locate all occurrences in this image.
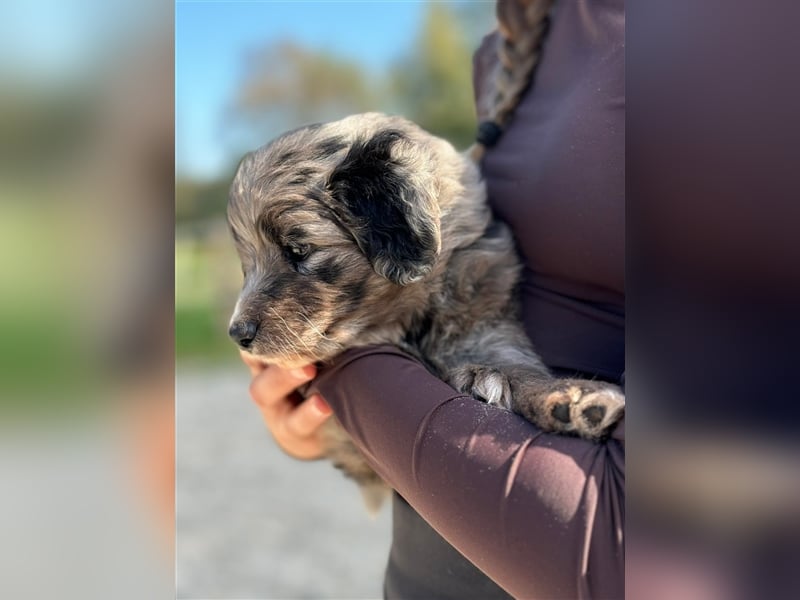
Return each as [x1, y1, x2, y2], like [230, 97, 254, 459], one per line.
[310, 345, 624, 600]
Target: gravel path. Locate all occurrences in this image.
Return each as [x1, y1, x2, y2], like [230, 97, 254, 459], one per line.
[177, 364, 391, 599]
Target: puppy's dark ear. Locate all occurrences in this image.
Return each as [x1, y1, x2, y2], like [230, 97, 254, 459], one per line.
[327, 129, 441, 285]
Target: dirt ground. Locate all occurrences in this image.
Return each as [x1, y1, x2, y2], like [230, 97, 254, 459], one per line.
[177, 364, 391, 599]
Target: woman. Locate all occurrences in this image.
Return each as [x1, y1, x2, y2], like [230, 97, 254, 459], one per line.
[242, 0, 624, 597]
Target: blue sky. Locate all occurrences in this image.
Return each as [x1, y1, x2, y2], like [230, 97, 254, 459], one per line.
[2, 0, 161, 81]
[3, 1, 492, 181]
[176, 1, 438, 180]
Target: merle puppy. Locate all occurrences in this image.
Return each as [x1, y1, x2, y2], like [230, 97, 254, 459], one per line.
[227, 113, 624, 507]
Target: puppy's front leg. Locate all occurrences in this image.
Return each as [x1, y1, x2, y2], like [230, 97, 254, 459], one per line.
[448, 364, 515, 410]
[449, 363, 624, 441]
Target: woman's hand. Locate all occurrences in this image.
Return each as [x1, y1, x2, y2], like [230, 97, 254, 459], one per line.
[240, 350, 333, 460]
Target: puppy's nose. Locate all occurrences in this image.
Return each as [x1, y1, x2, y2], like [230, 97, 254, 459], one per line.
[229, 319, 259, 349]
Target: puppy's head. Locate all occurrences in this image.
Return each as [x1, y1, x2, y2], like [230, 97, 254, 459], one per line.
[227, 113, 455, 366]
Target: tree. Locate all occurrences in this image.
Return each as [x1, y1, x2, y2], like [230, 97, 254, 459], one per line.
[389, 3, 483, 149]
[229, 41, 380, 144]
[224, 3, 493, 154]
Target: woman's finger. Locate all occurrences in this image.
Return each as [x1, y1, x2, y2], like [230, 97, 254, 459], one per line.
[283, 394, 332, 438]
[248, 363, 316, 412]
[239, 349, 268, 376]
[241, 360, 328, 460]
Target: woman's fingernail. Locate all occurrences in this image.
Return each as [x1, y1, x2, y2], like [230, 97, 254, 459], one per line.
[290, 366, 313, 380]
[312, 395, 332, 416]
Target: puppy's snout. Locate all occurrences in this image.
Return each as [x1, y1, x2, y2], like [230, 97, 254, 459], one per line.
[229, 319, 259, 349]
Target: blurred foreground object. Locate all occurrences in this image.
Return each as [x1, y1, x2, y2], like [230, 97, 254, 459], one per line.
[0, 1, 174, 598]
[629, 1, 800, 598]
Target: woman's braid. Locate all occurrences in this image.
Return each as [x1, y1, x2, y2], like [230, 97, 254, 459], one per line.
[471, 0, 555, 161]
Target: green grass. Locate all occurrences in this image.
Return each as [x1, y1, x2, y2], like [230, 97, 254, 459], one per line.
[175, 222, 243, 363]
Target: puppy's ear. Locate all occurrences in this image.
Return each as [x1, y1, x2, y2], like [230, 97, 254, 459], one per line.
[326, 129, 441, 285]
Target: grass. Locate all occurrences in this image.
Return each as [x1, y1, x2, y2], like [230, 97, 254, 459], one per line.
[176, 221, 242, 363]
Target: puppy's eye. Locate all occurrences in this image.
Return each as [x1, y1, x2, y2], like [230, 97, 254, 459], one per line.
[283, 242, 313, 265]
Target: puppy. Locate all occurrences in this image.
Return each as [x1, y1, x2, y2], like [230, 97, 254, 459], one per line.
[227, 113, 624, 508]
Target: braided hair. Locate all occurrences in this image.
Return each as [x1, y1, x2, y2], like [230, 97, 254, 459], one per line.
[471, 0, 555, 162]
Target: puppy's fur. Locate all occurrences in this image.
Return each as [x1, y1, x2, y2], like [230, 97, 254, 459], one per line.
[228, 113, 624, 508]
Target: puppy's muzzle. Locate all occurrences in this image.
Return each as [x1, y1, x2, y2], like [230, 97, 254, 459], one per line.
[229, 319, 259, 349]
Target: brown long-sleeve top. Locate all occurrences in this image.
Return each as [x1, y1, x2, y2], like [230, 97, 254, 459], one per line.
[313, 1, 625, 598]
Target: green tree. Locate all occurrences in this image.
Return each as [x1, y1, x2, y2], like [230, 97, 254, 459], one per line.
[230, 41, 380, 140]
[176, 177, 231, 224]
[389, 3, 481, 149]
[225, 3, 493, 153]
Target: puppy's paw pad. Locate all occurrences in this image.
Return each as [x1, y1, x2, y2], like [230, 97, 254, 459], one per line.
[450, 365, 513, 410]
[574, 389, 624, 439]
[551, 402, 572, 423]
[540, 384, 624, 440]
[581, 404, 606, 426]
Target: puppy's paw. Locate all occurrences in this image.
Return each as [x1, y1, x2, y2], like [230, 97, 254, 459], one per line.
[449, 365, 513, 410]
[513, 380, 624, 440]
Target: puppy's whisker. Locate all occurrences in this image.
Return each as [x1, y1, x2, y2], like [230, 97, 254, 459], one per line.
[299, 312, 342, 348]
[260, 315, 297, 364]
[269, 306, 318, 358]
[276, 334, 301, 365]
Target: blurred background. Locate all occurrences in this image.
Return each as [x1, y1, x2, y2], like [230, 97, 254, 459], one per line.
[175, 2, 494, 598]
[1, 1, 174, 599]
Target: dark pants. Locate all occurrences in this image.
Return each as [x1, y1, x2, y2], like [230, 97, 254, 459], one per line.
[384, 493, 513, 600]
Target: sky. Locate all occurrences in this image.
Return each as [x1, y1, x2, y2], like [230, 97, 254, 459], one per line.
[176, 1, 438, 180]
[3, 0, 493, 182]
[2, 0, 163, 82]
